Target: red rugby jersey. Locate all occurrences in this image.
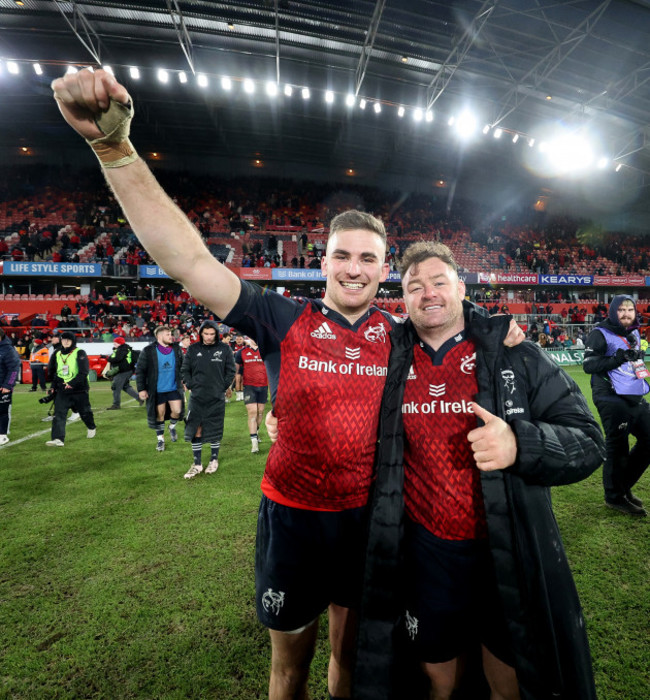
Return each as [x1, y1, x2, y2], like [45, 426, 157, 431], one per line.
[236, 346, 268, 387]
[402, 336, 487, 540]
[262, 305, 392, 510]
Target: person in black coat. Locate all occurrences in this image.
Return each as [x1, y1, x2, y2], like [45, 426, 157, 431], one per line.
[135, 325, 185, 452]
[45, 331, 97, 447]
[181, 320, 236, 479]
[0, 328, 21, 445]
[355, 242, 605, 700]
[105, 337, 143, 409]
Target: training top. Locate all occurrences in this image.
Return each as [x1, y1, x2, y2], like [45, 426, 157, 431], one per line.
[234, 346, 268, 387]
[402, 332, 487, 540]
[223, 281, 395, 511]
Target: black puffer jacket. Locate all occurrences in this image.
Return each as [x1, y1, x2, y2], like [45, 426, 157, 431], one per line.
[355, 312, 605, 700]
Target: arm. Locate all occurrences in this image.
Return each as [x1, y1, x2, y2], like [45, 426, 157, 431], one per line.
[502, 347, 604, 486]
[582, 328, 626, 374]
[223, 346, 237, 390]
[181, 350, 192, 391]
[51, 69, 240, 319]
[1, 347, 21, 391]
[135, 347, 148, 395]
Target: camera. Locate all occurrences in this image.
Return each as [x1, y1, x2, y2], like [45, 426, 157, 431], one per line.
[39, 390, 56, 405]
[623, 348, 641, 362]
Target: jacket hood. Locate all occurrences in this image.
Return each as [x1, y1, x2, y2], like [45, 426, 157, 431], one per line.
[600, 295, 639, 335]
[199, 320, 221, 343]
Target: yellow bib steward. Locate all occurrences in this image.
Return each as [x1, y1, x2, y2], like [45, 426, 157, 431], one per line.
[56, 348, 80, 382]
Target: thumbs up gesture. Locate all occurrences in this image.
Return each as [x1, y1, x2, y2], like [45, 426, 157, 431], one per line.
[467, 402, 518, 471]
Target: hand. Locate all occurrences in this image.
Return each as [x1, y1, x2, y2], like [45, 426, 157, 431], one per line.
[64, 383, 72, 390]
[614, 348, 629, 365]
[225, 388, 232, 399]
[139, 390, 148, 400]
[467, 402, 517, 471]
[265, 410, 279, 443]
[51, 68, 131, 141]
[0, 387, 10, 394]
[504, 319, 525, 347]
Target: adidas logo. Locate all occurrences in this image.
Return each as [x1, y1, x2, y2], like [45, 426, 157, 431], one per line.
[310, 321, 337, 340]
[428, 383, 445, 397]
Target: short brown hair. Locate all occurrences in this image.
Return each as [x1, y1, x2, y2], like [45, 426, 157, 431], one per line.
[154, 325, 171, 337]
[328, 210, 386, 246]
[398, 241, 458, 277]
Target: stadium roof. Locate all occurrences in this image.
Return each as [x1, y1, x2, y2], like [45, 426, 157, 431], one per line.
[1, 0, 650, 224]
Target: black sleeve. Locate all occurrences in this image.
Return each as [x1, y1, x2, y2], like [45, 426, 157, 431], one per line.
[507, 345, 605, 486]
[222, 281, 305, 358]
[181, 349, 193, 389]
[223, 346, 236, 388]
[135, 347, 149, 392]
[583, 329, 621, 374]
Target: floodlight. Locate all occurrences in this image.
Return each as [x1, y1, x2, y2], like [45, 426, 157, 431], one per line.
[129, 66, 140, 79]
[455, 111, 477, 139]
[325, 90, 334, 104]
[425, 110, 433, 123]
[448, 116, 455, 126]
[157, 69, 169, 83]
[301, 87, 310, 99]
[244, 79, 255, 93]
[266, 81, 278, 96]
[33, 63, 43, 75]
[345, 94, 355, 107]
[359, 98, 367, 110]
[397, 106, 405, 117]
[7, 61, 19, 75]
[413, 108, 423, 121]
[512, 134, 519, 143]
[597, 157, 608, 169]
[482, 125, 490, 134]
[178, 71, 188, 84]
[197, 73, 208, 88]
[494, 128, 503, 139]
[284, 84, 293, 96]
[615, 163, 622, 172]
[373, 102, 381, 114]
[221, 77, 232, 90]
[528, 138, 535, 147]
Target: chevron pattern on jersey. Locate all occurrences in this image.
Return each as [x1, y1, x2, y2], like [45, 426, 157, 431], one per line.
[264, 306, 393, 509]
[403, 340, 487, 540]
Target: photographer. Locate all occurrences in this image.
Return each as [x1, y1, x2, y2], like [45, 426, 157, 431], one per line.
[583, 295, 650, 515]
[45, 331, 97, 447]
[105, 337, 143, 410]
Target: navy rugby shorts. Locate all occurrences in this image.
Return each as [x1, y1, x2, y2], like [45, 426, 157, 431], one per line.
[243, 385, 268, 405]
[155, 390, 183, 405]
[255, 495, 366, 631]
[402, 518, 514, 666]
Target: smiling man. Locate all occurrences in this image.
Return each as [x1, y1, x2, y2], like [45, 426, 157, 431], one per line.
[358, 241, 604, 700]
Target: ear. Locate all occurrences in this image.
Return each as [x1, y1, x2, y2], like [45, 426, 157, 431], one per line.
[380, 262, 390, 282]
[321, 255, 328, 277]
[458, 278, 466, 300]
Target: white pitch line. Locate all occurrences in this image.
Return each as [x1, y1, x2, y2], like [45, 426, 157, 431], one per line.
[0, 398, 139, 449]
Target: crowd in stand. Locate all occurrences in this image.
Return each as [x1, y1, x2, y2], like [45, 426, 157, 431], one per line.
[2, 166, 650, 277]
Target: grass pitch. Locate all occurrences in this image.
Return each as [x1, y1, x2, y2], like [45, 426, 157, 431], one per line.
[0, 367, 648, 699]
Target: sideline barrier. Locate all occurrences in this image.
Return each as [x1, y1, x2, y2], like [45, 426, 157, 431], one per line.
[543, 348, 585, 366]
